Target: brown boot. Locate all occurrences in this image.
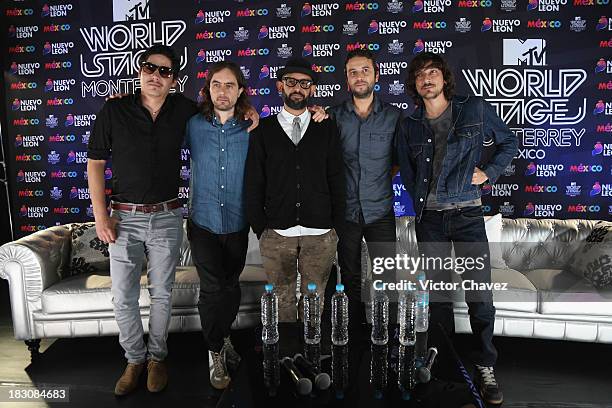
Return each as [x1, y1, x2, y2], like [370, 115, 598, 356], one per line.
[114, 362, 144, 396]
[147, 360, 168, 392]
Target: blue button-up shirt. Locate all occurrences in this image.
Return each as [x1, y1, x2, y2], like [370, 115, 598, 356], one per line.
[327, 96, 401, 224]
[185, 113, 250, 234]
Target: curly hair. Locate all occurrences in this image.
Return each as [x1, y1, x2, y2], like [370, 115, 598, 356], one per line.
[198, 61, 251, 122]
[406, 52, 455, 105]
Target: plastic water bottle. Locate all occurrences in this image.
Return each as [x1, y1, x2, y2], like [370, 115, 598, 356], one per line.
[371, 290, 389, 345]
[370, 344, 388, 399]
[398, 344, 417, 397]
[304, 282, 321, 345]
[415, 273, 429, 332]
[261, 284, 279, 345]
[398, 289, 417, 346]
[332, 345, 349, 399]
[415, 273, 429, 364]
[263, 342, 280, 396]
[331, 283, 349, 346]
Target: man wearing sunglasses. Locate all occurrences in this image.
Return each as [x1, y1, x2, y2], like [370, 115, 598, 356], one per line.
[245, 57, 345, 323]
[88, 45, 199, 396]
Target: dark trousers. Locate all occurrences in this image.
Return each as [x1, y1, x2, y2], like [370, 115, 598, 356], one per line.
[336, 210, 397, 335]
[415, 206, 498, 367]
[188, 220, 249, 352]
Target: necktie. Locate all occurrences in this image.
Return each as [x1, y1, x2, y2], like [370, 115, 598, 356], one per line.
[292, 116, 301, 146]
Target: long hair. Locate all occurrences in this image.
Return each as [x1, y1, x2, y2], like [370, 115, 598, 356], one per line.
[406, 52, 455, 105]
[199, 61, 251, 122]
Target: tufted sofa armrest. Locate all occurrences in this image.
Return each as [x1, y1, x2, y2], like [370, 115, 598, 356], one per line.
[500, 218, 601, 271]
[0, 225, 72, 339]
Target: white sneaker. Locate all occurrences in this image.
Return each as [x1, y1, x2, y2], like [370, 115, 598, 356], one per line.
[208, 350, 230, 390]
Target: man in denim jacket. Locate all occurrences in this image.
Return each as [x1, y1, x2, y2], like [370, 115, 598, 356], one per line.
[396, 52, 517, 404]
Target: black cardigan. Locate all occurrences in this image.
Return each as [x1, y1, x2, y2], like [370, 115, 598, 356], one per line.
[245, 115, 345, 236]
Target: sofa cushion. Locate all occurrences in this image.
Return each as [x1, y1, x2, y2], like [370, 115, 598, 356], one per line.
[67, 223, 110, 278]
[566, 221, 612, 289]
[42, 265, 267, 315]
[451, 268, 538, 313]
[524, 268, 612, 316]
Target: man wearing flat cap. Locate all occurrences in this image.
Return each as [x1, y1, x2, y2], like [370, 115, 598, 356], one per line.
[245, 57, 345, 321]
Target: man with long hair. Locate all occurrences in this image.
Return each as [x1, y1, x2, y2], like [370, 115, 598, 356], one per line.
[185, 61, 252, 390]
[396, 52, 517, 404]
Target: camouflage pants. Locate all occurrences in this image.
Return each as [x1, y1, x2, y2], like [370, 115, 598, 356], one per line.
[259, 229, 338, 322]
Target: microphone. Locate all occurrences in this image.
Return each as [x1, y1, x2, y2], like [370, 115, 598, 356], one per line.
[417, 347, 438, 383]
[282, 357, 312, 395]
[293, 353, 331, 390]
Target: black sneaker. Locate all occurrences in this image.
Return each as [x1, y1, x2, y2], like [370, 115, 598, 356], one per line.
[222, 336, 241, 371]
[474, 365, 503, 405]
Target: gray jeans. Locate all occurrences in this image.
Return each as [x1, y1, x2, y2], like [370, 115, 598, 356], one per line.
[109, 207, 183, 363]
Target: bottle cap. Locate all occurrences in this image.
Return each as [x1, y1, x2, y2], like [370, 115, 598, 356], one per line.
[307, 282, 317, 291]
[417, 272, 426, 282]
[335, 283, 344, 292]
[265, 283, 274, 292]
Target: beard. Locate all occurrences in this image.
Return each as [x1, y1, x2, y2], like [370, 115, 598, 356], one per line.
[350, 81, 375, 99]
[214, 99, 235, 111]
[282, 90, 309, 110]
[419, 84, 444, 100]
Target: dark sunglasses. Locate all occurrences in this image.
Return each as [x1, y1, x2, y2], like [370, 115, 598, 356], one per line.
[140, 61, 174, 78]
[281, 76, 313, 89]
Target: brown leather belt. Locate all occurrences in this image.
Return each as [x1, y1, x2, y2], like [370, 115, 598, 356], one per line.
[111, 199, 180, 213]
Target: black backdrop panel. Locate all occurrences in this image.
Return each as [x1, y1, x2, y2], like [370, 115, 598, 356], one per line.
[2, 0, 611, 238]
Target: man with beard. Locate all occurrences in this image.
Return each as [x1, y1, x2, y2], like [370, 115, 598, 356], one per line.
[324, 49, 402, 337]
[245, 57, 345, 322]
[396, 52, 517, 404]
[185, 61, 253, 390]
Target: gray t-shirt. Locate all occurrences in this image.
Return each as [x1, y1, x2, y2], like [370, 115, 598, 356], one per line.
[425, 103, 481, 210]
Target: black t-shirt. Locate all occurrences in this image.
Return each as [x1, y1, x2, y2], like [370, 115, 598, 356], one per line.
[87, 91, 197, 204]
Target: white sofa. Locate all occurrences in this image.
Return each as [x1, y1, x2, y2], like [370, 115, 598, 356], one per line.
[1, 217, 611, 361]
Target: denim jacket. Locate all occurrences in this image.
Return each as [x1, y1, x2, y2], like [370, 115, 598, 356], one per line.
[396, 95, 518, 221]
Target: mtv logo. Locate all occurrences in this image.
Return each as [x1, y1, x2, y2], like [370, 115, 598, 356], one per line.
[502, 39, 546, 66]
[113, 0, 149, 22]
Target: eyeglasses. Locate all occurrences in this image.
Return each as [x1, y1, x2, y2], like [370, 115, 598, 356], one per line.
[140, 61, 174, 79]
[281, 76, 313, 89]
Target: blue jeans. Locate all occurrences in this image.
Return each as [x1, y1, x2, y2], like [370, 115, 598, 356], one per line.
[109, 207, 184, 363]
[415, 206, 497, 367]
